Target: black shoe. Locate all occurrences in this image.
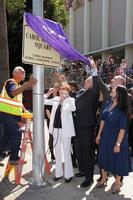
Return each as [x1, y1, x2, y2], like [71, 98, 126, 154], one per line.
[53, 176, 62, 182]
[75, 172, 85, 177]
[64, 177, 72, 183]
[80, 179, 93, 188]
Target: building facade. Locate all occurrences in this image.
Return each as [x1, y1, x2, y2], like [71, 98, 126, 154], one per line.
[66, 0, 133, 66]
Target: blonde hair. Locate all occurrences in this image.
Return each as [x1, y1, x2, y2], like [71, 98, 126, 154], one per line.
[60, 83, 72, 93]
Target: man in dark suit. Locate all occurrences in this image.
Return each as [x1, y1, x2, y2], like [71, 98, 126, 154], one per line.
[75, 74, 99, 187]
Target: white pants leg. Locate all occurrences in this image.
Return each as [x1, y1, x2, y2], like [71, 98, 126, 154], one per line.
[53, 128, 63, 178]
[61, 135, 74, 179]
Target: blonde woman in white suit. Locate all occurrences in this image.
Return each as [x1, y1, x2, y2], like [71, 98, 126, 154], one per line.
[44, 84, 76, 183]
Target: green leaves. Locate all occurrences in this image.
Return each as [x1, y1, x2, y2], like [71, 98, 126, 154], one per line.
[44, 0, 68, 27]
[5, 0, 26, 14]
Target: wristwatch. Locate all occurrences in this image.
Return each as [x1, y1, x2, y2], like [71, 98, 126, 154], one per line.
[116, 142, 121, 146]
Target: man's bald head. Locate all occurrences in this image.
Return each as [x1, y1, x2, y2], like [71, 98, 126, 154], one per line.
[111, 75, 126, 89]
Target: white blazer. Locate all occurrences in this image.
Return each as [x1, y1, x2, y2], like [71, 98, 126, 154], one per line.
[44, 95, 76, 137]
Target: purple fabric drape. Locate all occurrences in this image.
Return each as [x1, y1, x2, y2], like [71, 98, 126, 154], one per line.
[24, 12, 90, 64]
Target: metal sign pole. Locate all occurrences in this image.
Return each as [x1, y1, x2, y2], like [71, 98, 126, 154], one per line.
[32, 0, 45, 186]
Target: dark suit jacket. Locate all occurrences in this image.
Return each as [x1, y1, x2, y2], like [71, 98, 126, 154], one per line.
[75, 76, 99, 127]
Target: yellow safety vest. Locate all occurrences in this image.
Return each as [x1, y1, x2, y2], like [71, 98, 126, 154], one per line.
[0, 79, 23, 116]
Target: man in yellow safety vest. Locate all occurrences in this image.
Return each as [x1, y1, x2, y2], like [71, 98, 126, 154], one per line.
[0, 66, 37, 165]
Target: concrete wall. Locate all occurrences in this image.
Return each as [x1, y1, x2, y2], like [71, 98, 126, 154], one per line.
[66, 0, 133, 65]
[74, 6, 84, 53]
[89, 0, 102, 51]
[108, 0, 126, 46]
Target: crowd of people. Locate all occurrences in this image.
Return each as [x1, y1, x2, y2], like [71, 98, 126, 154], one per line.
[63, 56, 133, 88]
[0, 56, 133, 194]
[96, 57, 133, 87]
[44, 56, 133, 193]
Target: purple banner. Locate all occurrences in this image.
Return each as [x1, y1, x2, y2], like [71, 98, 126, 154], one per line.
[24, 12, 90, 64]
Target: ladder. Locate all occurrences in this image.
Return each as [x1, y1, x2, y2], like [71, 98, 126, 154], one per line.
[4, 113, 51, 185]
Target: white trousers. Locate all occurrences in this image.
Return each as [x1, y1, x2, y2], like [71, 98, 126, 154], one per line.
[53, 128, 74, 179]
